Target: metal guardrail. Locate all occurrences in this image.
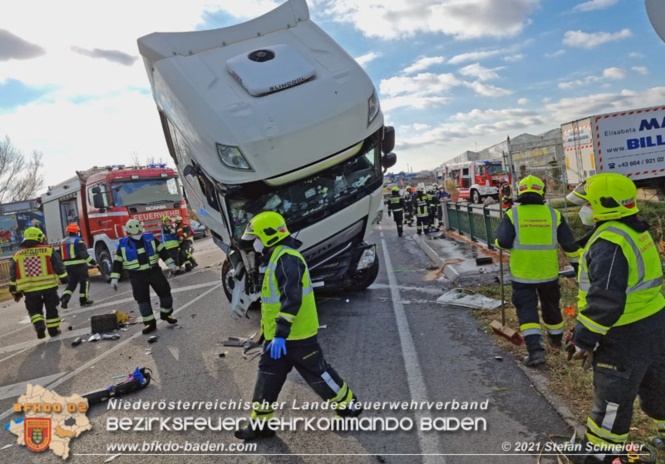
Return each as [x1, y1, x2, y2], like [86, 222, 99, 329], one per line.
[442, 201, 503, 249]
[0, 257, 11, 288]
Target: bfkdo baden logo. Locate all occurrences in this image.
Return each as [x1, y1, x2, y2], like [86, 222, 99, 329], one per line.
[24, 418, 52, 452]
[6, 384, 92, 460]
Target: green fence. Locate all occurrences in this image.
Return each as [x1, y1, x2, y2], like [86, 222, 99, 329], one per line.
[443, 201, 503, 248]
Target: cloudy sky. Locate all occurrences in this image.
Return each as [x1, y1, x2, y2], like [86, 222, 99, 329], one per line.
[1, 0, 664, 188]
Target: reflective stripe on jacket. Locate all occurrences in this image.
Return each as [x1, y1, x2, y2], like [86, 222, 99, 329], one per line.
[577, 221, 665, 334]
[507, 204, 560, 283]
[260, 245, 318, 341]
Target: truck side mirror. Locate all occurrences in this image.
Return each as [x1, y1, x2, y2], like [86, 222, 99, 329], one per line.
[91, 186, 101, 194]
[382, 152, 397, 172]
[92, 193, 106, 210]
[381, 126, 395, 154]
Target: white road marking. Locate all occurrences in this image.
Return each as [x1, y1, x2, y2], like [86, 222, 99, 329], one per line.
[380, 236, 445, 463]
[0, 328, 91, 356]
[0, 283, 222, 422]
[0, 372, 69, 401]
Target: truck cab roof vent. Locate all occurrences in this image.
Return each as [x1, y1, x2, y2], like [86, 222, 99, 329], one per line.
[226, 44, 315, 96]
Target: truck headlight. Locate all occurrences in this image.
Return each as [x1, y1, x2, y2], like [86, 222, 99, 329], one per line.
[216, 143, 252, 170]
[368, 91, 380, 126]
[357, 246, 376, 270]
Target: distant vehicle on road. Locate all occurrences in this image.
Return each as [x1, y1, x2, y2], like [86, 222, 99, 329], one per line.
[190, 220, 209, 239]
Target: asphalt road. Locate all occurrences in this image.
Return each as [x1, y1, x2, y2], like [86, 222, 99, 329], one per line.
[0, 229, 571, 463]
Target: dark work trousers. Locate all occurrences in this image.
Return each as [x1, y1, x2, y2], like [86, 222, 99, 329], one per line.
[179, 240, 196, 269]
[437, 203, 443, 226]
[393, 211, 404, 237]
[24, 288, 61, 332]
[165, 247, 180, 270]
[583, 308, 665, 458]
[416, 215, 429, 235]
[128, 266, 174, 322]
[429, 209, 436, 228]
[62, 264, 90, 304]
[511, 279, 562, 353]
[251, 336, 359, 419]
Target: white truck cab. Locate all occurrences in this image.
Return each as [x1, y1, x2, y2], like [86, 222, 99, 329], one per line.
[138, 0, 396, 316]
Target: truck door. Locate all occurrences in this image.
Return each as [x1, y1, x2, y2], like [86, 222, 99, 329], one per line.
[59, 199, 79, 237]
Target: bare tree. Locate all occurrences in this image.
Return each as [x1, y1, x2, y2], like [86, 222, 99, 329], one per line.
[129, 151, 164, 166]
[0, 136, 45, 203]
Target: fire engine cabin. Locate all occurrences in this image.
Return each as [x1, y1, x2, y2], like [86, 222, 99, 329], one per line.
[41, 165, 187, 280]
[444, 160, 508, 203]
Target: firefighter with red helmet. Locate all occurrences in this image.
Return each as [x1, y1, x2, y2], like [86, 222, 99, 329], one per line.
[59, 223, 97, 308]
[174, 215, 198, 272]
[110, 219, 178, 334]
[9, 227, 69, 339]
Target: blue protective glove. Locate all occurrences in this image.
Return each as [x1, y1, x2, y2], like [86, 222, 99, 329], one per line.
[268, 337, 287, 359]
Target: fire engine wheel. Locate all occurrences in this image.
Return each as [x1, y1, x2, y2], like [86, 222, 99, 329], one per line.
[471, 190, 482, 204]
[97, 247, 113, 283]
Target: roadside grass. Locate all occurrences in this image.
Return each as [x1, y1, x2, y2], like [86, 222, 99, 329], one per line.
[471, 273, 662, 459]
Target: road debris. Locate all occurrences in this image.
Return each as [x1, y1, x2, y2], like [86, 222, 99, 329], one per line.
[436, 288, 502, 310]
[88, 333, 101, 342]
[71, 337, 83, 347]
[148, 336, 159, 344]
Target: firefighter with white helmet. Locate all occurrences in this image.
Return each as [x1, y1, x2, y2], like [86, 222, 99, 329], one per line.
[174, 215, 198, 272]
[161, 215, 181, 275]
[9, 227, 69, 339]
[234, 211, 362, 440]
[564, 172, 665, 463]
[387, 186, 406, 237]
[110, 218, 179, 334]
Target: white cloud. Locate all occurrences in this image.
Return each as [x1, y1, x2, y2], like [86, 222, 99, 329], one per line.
[503, 54, 524, 62]
[563, 29, 632, 49]
[380, 73, 461, 97]
[518, 98, 529, 105]
[312, 0, 540, 41]
[629, 52, 645, 59]
[381, 96, 450, 112]
[559, 67, 627, 89]
[545, 49, 566, 58]
[573, 0, 619, 12]
[602, 67, 628, 79]
[465, 81, 513, 97]
[355, 51, 381, 67]
[458, 63, 502, 81]
[403, 56, 445, 74]
[632, 66, 649, 75]
[448, 50, 503, 65]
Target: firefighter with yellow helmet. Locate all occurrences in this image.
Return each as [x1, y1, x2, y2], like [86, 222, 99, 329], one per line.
[110, 219, 178, 334]
[9, 227, 69, 339]
[387, 186, 406, 237]
[495, 175, 582, 367]
[234, 211, 362, 440]
[564, 172, 665, 463]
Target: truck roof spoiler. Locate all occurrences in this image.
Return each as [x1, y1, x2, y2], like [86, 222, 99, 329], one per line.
[138, 0, 309, 64]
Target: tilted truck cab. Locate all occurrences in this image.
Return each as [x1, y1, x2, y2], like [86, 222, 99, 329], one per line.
[138, 0, 396, 317]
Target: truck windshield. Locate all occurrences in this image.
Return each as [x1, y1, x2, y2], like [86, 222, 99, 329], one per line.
[111, 178, 181, 207]
[486, 164, 505, 175]
[227, 134, 382, 239]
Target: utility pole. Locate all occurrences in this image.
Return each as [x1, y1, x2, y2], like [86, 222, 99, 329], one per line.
[506, 136, 518, 195]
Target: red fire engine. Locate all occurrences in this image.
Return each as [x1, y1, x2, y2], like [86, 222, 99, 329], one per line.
[41, 164, 187, 280]
[444, 160, 510, 203]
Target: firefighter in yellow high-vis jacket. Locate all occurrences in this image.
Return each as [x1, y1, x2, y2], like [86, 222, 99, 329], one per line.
[234, 211, 362, 441]
[9, 227, 69, 339]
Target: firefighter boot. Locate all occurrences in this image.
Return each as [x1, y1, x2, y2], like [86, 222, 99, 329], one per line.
[35, 325, 46, 339]
[548, 333, 563, 350]
[522, 334, 546, 367]
[80, 298, 94, 307]
[234, 423, 276, 440]
[60, 294, 70, 309]
[142, 320, 157, 334]
[48, 327, 61, 337]
[160, 311, 178, 325]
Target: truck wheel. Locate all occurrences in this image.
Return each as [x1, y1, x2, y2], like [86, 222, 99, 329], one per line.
[471, 190, 482, 204]
[221, 259, 234, 303]
[97, 247, 113, 283]
[347, 255, 380, 292]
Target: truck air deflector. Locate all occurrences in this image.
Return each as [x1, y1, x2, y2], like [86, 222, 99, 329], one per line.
[226, 44, 316, 96]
